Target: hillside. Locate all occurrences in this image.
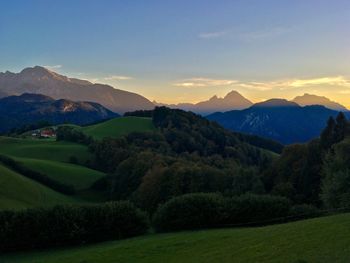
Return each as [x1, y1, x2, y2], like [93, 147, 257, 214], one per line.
[207, 99, 342, 144]
[0, 137, 92, 163]
[0, 93, 118, 133]
[0, 136, 106, 209]
[17, 158, 105, 190]
[0, 66, 154, 113]
[0, 164, 80, 210]
[3, 213, 350, 262]
[81, 116, 155, 139]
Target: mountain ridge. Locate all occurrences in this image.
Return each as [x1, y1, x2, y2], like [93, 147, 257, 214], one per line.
[0, 66, 154, 114]
[207, 100, 346, 144]
[292, 93, 348, 111]
[0, 93, 118, 133]
[154, 90, 253, 115]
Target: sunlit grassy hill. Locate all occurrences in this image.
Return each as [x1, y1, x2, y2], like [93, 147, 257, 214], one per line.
[80, 116, 155, 139]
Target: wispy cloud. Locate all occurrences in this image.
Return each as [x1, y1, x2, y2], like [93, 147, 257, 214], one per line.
[198, 27, 291, 41]
[43, 65, 62, 70]
[287, 76, 350, 88]
[173, 76, 350, 91]
[240, 27, 290, 41]
[104, 75, 133, 81]
[174, 78, 238, 87]
[198, 31, 228, 39]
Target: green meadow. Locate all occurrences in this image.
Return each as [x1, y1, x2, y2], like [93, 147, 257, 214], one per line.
[81, 116, 155, 139]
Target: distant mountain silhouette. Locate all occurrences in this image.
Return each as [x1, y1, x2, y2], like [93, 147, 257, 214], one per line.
[292, 93, 348, 111]
[252, 98, 299, 108]
[0, 66, 154, 113]
[207, 98, 348, 144]
[155, 90, 253, 115]
[0, 93, 118, 133]
[0, 90, 8, 98]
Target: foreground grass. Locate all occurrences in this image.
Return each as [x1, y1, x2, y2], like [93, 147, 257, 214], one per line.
[81, 116, 155, 139]
[0, 164, 80, 210]
[3, 213, 350, 263]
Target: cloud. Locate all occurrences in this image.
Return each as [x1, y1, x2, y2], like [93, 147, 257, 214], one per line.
[174, 76, 350, 91]
[287, 76, 350, 88]
[238, 76, 350, 91]
[43, 65, 62, 70]
[240, 27, 290, 41]
[104, 75, 133, 81]
[339, 89, 350, 94]
[174, 78, 238, 87]
[198, 27, 291, 41]
[198, 31, 228, 39]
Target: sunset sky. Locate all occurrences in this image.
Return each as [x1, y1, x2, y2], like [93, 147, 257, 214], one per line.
[1, 0, 350, 107]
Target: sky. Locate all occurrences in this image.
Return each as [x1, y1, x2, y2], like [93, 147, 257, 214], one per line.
[0, 0, 350, 107]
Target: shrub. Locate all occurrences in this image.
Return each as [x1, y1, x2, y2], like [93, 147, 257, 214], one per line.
[153, 193, 292, 232]
[289, 204, 321, 220]
[222, 194, 292, 225]
[0, 201, 149, 252]
[56, 126, 93, 145]
[153, 193, 225, 232]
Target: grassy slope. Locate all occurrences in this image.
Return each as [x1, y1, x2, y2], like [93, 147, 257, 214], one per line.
[81, 117, 155, 139]
[0, 137, 92, 163]
[0, 164, 80, 210]
[16, 158, 105, 190]
[0, 136, 103, 189]
[3, 213, 350, 263]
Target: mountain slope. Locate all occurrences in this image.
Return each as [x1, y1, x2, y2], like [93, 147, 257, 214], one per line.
[155, 90, 253, 115]
[293, 93, 348, 111]
[0, 93, 118, 133]
[207, 99, 341, 144]
[0, 66, 154, 113]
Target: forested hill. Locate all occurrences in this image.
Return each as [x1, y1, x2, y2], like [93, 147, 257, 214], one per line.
[126, 107, 284, 154]
[265, 112, 350, 207]
[91, 107, 282, 212]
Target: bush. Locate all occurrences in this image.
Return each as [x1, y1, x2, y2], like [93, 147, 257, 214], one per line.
[153, 193, 292, 232]
[153, 193, 225, 232]
[56, 126, 93, 145]
[289, 204, 321, 220]
[222, 194, 292, 225]
[0, 201, 149, 252]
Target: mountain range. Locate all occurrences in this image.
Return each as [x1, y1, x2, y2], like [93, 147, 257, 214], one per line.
[0, 93, 118, 133]
[0, 66, 154, 114]
[207, 99, 349, 144]
[0, 66, 348, 115]
[154, 90, 253, 115]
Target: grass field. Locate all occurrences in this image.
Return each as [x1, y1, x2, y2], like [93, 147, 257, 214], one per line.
[0, 164, 81, 210]
[3, 213, 350, 263]
[16, 158, 105, 190]
[0, 137, 92, 163]
[81, 117, 155, 139]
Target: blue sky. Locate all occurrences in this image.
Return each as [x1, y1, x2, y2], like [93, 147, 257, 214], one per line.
[1, 0, 350, 106]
